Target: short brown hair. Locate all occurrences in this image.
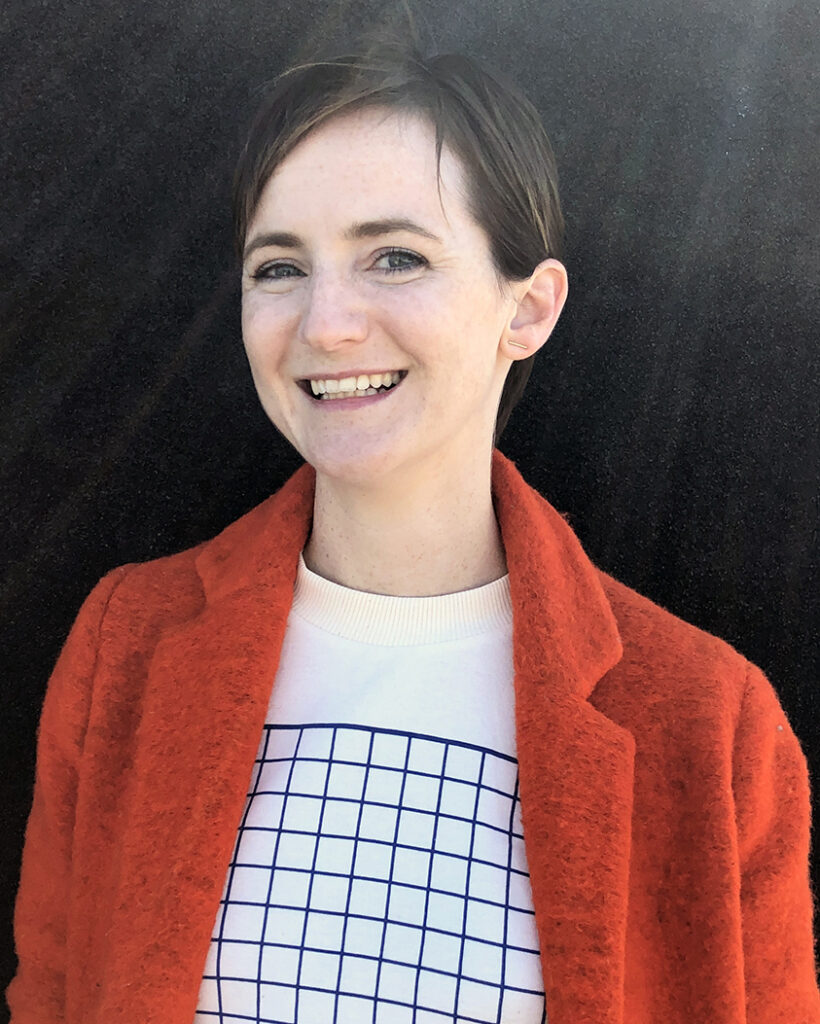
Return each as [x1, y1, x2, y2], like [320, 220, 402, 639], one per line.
[233, 32, 564, 446]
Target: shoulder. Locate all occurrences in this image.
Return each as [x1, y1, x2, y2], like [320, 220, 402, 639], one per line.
[90, 494, 280, 637]
[594, 567, 808, 835]
[594, 568, 755, 717]
[599, 569, 743, 669]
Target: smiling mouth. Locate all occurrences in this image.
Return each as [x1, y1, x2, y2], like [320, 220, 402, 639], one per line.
[298, 370, 409, 400]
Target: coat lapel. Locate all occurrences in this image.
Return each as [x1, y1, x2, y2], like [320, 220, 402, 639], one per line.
[493, 451, 636, 1024]
[108, 449, 635, 1024]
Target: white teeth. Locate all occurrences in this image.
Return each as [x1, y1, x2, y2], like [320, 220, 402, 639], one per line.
[339, 387, 378, 398]
[320, 388, 380, 400]
[307, 371, 402, 396]
[315, 372, 405, 401]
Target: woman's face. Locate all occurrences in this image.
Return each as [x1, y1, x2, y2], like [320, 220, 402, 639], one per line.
[241, 106, 522, 484]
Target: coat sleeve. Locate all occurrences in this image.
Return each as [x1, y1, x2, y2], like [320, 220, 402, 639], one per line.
[5, 567, 129, 1023]
[733, 659, 820, 1022]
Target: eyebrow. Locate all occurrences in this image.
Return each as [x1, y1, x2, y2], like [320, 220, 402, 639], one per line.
[242, 218, 443, 262]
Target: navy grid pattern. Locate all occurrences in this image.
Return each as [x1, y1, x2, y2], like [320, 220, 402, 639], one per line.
[195, 724, 546, 1023]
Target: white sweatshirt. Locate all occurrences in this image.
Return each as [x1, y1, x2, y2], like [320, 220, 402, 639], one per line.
[194, 552, 546, 1024]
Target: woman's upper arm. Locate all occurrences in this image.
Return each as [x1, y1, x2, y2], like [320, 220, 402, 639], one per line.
[5, 566, 130, 1023]
[733, 659, 820, 1022]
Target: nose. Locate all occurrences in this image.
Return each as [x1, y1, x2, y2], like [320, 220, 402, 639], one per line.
[298, 268, 369, 352]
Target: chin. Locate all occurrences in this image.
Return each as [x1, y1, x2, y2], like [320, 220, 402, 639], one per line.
[305, 440, 409, 487]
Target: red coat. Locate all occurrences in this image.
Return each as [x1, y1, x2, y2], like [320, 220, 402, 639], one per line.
[7, 449, 820, 1023]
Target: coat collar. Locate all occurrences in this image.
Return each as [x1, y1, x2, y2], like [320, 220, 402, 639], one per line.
[196, 448, 622, 700]
[119, 449, 636, 1024]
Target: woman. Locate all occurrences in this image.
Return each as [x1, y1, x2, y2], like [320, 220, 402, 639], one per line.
[7, 34, 819, 1024]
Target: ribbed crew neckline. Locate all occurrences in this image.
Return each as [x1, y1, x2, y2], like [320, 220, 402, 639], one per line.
[291, 551, 512, 646]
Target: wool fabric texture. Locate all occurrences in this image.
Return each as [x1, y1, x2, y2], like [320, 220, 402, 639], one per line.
[7, 448, 820, 1024]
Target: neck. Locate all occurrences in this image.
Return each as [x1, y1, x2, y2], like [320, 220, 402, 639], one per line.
[302, 447, 507, 597]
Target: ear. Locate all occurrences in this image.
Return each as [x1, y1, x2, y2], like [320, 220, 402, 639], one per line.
[504, 258, 568, 358]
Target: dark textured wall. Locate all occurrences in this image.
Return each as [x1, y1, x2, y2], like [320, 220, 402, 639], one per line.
[3, 0, 818, 1008]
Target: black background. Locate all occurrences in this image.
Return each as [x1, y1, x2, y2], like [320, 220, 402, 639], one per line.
[3, 0, 818, 1009]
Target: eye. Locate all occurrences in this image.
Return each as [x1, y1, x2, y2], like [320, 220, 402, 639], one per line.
[250, 261, 304, 281]
[373, 248, 428, 274]
[247, 248, 427, 282]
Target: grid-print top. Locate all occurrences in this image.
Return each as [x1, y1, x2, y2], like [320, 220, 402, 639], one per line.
[194, 553, 547, 1024]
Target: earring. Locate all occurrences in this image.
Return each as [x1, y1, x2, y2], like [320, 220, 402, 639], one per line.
[507, 338, 528, 350]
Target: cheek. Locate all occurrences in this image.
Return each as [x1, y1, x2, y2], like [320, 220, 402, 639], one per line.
[241, 299, 287, 365]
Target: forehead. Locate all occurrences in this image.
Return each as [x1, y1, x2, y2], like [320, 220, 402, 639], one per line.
[251, 107, 474, 236]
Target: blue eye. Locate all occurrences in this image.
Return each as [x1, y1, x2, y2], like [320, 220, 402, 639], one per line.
[252, 262, 303, 281]
[376, 248, 427, 274]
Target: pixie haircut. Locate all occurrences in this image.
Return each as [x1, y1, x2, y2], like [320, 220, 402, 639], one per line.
[233, 34, 564, 446]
